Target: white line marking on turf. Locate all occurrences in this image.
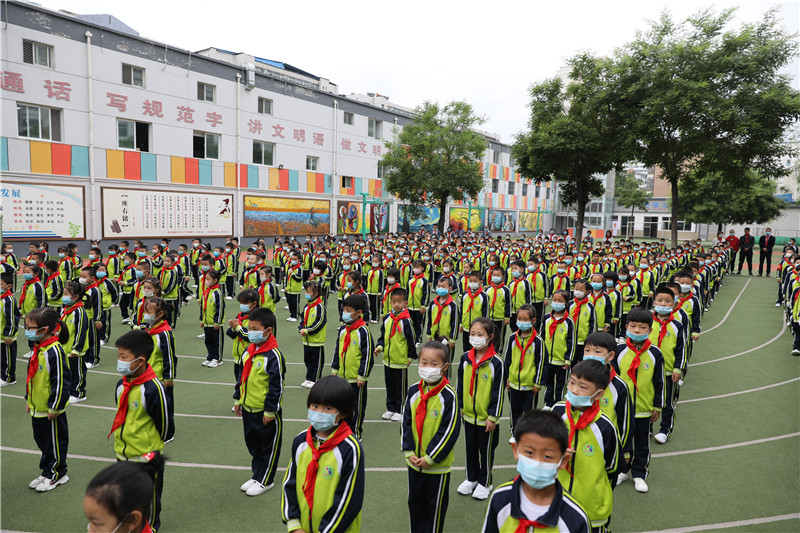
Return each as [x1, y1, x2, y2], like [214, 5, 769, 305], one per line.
[699, 278, 750, 335]
[681, 377, 800, 403]
[650, 432, 800, 458]
[691, 321, 787, 366]
[635, 513, 800, 533]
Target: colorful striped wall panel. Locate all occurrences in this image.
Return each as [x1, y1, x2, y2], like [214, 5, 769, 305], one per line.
[0, 138, 8, 171]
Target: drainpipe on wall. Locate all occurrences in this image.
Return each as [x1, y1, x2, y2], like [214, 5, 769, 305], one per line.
[85, 31, 96, 241]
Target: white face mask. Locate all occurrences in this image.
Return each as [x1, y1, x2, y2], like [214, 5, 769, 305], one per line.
[386, 278, 396, 285]
[573, 290, 585, 299]
[418, 366, 442, 383]
[468, 282, 480, 291]
[469, 336, 488, 349]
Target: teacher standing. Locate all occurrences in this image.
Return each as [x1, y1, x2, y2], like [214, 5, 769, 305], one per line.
[737, 227, 755, 276]
[758, 228, 776, 277]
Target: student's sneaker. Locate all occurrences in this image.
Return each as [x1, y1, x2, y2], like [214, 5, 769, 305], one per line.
[616, 473, 629, 486]
[122, 318, 131, 325]
[240, 479, 257, 492]
[472, 484, 492, 500]
[370, 320, 378, 324]
[99, 340, 106, 346]
[208, 360, 223, 368]
[185, 295, 193, 301]
[391, 412, 402, 422]
[284, 305, 290, 310]
[202, 360, 212, 367]
[633, 477, 649, 493]
[85, 362, 96, 369]
[654, 432, 668, 444]
[245, 481, 273, 496]
[791, 349, 800, 356]
[457, 480, 478, 495]
[299, 380, 311, 389]
[775, 302, 782, 307]
[231, 405, 237, 413]
[286, 317, 298, 322]
[381, 411, 393, 420]
[69, 395, 86, 404]
[0, 379, 16, 387]
[225, 296, 234, 300]
[29, 475, 46, 489]
[197, 333, 205, 339]
[36, 476, 69, 492]
[508, 436, 516, 444]
[22, 351, 32, 359]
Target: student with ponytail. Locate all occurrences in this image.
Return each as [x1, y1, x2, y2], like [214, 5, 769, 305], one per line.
[61, 281, 90, 403]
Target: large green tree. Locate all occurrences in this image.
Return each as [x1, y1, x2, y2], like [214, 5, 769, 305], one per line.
[513, 54, 627, 244]
[610, 8, 800, 246]
[381, 101, 486, 234]
[615, 170, 652, 236]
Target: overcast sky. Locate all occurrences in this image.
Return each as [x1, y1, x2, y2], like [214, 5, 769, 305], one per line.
[39, 0, 800, 143]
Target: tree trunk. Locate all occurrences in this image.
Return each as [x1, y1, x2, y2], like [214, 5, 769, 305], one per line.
[717, 222, 723, 235]
[575, 193, 587, 248]
[437, 196, 449, 236]
[670, 178, 679, 248]
[630, 204, 635, 238]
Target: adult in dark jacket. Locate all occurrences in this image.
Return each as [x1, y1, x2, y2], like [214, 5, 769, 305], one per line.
[725, 230, 740, 271]
[758, 228, 776, 277]
[738, 228, 755, 276]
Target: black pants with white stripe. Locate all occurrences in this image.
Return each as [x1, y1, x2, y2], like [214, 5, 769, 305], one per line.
[346, 382, 368, 439]
[69, 355, 87, 399]
[660, 377, 679, 437]
[242, 409, 282, 487]
[408, 468, 450, 533]
[225, 276, 235, 298]
[491, 320, 506, 351]
[98, 309, 111, 343]
[287, 292, 301, 319]
[625, 416, 652, 479]
[165, 299, 179, 329]
[1, 340, 16, 383]
[507, 388, 535, 435]
[86, 322, 100, 366]
[409, 310, 424, 342]
[384, 366, 408, 414]
[31, 414, 68, 481]
[544, 364, 568, 407]
[303, 345, 325, 382]
[463, 421, 499, 487]
[204, 327, 223, 361]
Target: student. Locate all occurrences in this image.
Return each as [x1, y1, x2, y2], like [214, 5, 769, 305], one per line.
[159, 254, 180, 328]
[408, 259, 430, 344]
[234, 308, 286, 496]
[649, 286, 686, 444]
[566, 279, 595, 364]
[285, 251, 304, 322]
[224, 242, 238, 299]
[675, 271, 702, 361]
[344, 271, 370, 323]
[43, 260, 64, 309]
[504, 304, 545, 442]
[1, 243, 19, 293]
[482, 410, 591, 533]
[299, 281, 327, 388]
[382, 267, 402, 317]
[365, 254, 384, 323]
[376, 287, 418, 422]
[84, 453, 166, 533]
[24, 307, 71, 491]
[20, 263, 45, 357]
[257, 266, 281, 314]
[588, 272, 613, 334]
[227, 289, 257, 403]
[281, 376, 365, 532]
[239, 252, 261, 291]
[56, 246, 74, 283]
[143, 297, 177, 414]
[550, 360, 620, 531]
[460, 271, 489, 353]
[200, 269, 225, 367]
[131, 275, 159, 331]
[80, 266, 103, 369]
[526, 257, 549, 329]
[95, 263, 118, 346]
[613, 308, 664, 493]
[541, 290, 576, 407]
[603, 271, 622, 340]
[331, 295, 374, 438]
[61, 282, 90, 403]
[118, 252, 138, 325]
[508, 261, 532, 333]
[1, 272, 20, 386]
[402, 340, 461, 533]
[456, 318, 507, 501]
[616, 268, 637, 336]
[111, 330, 174, 531]
[427, 276, 459, 365]
[486, 266, 511, 351]
[550, 260, 572, 296]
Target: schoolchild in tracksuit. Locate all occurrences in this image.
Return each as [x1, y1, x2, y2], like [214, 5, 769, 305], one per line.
[24, 307, 71, 492]
[234, 308, 286, 496]
[676, 271, 702, 362]
[331, 295, 374, 439]
[0, 272, 20, 386]
[376, 287, 418, 421]
[285, 252, 304, 322]
[588, 273, 613, 335]
[43, 261, 64, 309]
[118, 253, 138, 324]
[258, 266, 281, 314]
[402, 340, 461, 533]
[604, 271, 623, 340]
[485, 267, 511, 351]
[112, 330, 174, 531]
[527, 258, 549, 330]
[200, 269, 225, 367]
[95, 264, 118, 345]
[649, 286, 686, 444]
[79, 266, 102, 368]
[20, 264, 46, 354]
[299, 281, 327, 387]
[541, 290, 576, 407]
[616, 269, 638, 335]
[159, 255, 180, 328]
[281, 376, 365, 533]
[61, 282, 89, 402]
[427, 277, 459, 372]
[365, 256, 384, 324]
[408, 260, 430, 344]
[456, 317, 507, 501]
[504, 304, 545, 436]
[143, 297, 177, 415]
[227, 289, 257, 404]
[566, 279, 596, 364]
[461, 272, 489, 353]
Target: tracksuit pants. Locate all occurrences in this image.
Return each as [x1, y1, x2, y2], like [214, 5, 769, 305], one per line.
[69, 355, 87, 399]
[1, 341, 16, 383]
[303, 345, 325, 382]
[87, 322, 100, 366]
[204, 327, 223, 362]
[346, 382, 368, 439]
[409, 309, 424, 343]
[793, 322, 800, 352]
[660, 378, 679, 437]
[491, 321, 506, 351]
[286, 292, 301, 319]
[31, 414, 68, 482]
[544, 363, 568, 407]
[368, 294, 380, 322]
[463, 421, 499, 487]
[384, 366, 408, 414]
[532, 302, 544, 330]
[408, 468, 450, 533]
[98, 309, 111, 343]
[623, 416, 652, 479]
[165, 299, 179, 328]
[242, 409, 282, 487]
[507, 388, 535, 435]
[225, 276, 235, 298]
[119, 292, 132, 320]
[573, 343, 585, 365]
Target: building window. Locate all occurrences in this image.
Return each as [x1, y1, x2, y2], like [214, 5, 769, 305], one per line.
[343, 112, 354, 125]
[17, 104, 61, 141]
[493, 151, 501, 165]
[193, 131, 219, 159]
[661, 218, 692, 231]
[522, 183, 529, 196]
[508, 182, 515, 195]
[258, 97, 273, 115]
[491, 180, 499, 193]
[546, 188, 551, 200]
[23, 40, 53, 68]
[197, 82, 216, 102]
[306, 156, 319, 171]
[341, 176, 353, 188]
[535, 185, 541, 198]
[368, 118, 382, 139]
[122, 64, 145, 87]
[253, 141, 275, 166]
[377, 164, 386, 179]
[117, 119, 150, 152]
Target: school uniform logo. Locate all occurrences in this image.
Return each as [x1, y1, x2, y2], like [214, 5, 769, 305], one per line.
[322, 466, 335, 480]
[256, 361, 263, 369]
[132, 401, 140, 409]
[582, 443, 595, 457]
[480, 372, 490, 382]
[600, 397, 610, 407]
[644, 362, 651, 370]
[38, 364, 44, 372]
[431, 408, 440, 419]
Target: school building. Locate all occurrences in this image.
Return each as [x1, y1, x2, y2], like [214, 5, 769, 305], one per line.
[0, 0, 556, 245]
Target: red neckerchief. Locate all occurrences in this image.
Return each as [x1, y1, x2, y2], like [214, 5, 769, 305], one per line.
[147, 319, 172, 337]
[60, 301, 83, 320]
[515, 518, 548, 532]
[679, 294, 693, 308]
[548, 314, 567, 339]
[514, 330, 537, 367]
[511, 278, 524, 299]
[653, 312, 675, 347]
[27, 331, 60, 389]
[159, 265, 174, 284]
[303, 297, 323, 326]
[465, 288, 482, 315]
[46, 272, 60, 285]
[341, 317, 366, 355]
[565, 399, 601, 475]
[554, 274, 567, 291]
[589, 292, 604, 306]
[409, 273, 425, 300]
[382, 282, 400, 307]
[202, 283, 220, 313]
[368, 267, 380, 286]
[85, 280, 99, 292]
[19, 276, 41, 308]
[108, 363, 158, 439]
[467, 345, 496, 396]
[389, 308, 411, 339]
[303, 423, 353, 521]
[240, 334, 279, 396]
[571, 296, 588, 324]
[415, 377, 449, 449]
[0, 289, 12, 301]
[258, 281, 270, 304]
[118, 264, 135, 283]
[141, 521, 154, 533]
[624, 338, 652, 394]
[432, 295, 454, 327]
[609, 366, 617, 382]
[58, 257, 71, 269]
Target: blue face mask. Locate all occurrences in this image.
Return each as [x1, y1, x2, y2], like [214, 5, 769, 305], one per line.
[137, 251, 146, 257]
[491, 276, 502, 284]
[142, 313, 155, 324]
[435, 287, 449, 296]
[247, 330, 265, 344]
[135, 270, 145, 279]
[551, 302, 566, 312]
[117, 358, 141, 377]
[96, 271, 107, 279]
[58, 253, 65, 258]
[556, 268, 566, 274]
[619, 275, 628, 281]
[213, 251, 221, 257]
[240, 303, 252, 313]
[341, 312, 352, 323]
[654, 305, 673, 315]
[308, 409, 338, 432]
[23, 273, 34, 281]
[25, 328, 43, 342]
[627, 331, 649, 343]
[516, 454, 560, 489]
[346, 282, 354, 290]
[201, 265, 211, 272]
[566, 389, 597, 408]
[512, 270, 521, 279]
[62, 296, 73, 305]
[517, 321, 533, 331]
[304, 293, 313, 301]
[605, 280, 613, 287]
[590, 282, 604, 291]
[564, 259, 573, 265]
[583, 355, 607, 365]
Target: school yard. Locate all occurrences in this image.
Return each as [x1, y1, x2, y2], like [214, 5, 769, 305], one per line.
[1, 270, 799, 532]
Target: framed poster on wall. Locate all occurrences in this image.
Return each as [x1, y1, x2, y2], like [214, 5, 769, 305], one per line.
[2, 182, 85, 239]
[244, 196, 330, 237]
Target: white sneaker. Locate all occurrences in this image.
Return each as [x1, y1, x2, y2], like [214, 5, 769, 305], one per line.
[69, 395, 86, 404]
[240, 479, 257, 492]
[207, 360, 223, 368]
[457, 480, 478, 495]
[391, 412, 402, 422]
[225, 296, 234, 300]
[231, 405, 237, 413]
[99, 340, 106, 346]
[22, 351, 32, 359]
[286, 317, 298, 322]
[202, 360, 211, 367]
[29, 475, 46, 489]
[85, 362, 96, 369]
[36, 476, 69, 492]
[616, 472, 629, 486]
[654, 432, 668, 444]
[792, 349, 800, 356]
[381, 411, 393, 420]
[633, 477, 649, 493]
[197, 333, 205, 339]
[245, 481, 273, 496]
[284, 305, 290, 310]
[185, 295, 193, 301]
[472, 484, 492, 500]
[775, 302, 782, 307]
[0, 379, 15, 387]
[122, 318, 130, 325]
[508, 436, 516, 444]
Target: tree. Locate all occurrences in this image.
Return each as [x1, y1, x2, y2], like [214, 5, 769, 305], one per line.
[610, 8, 800, 246]
[614, 171, 651, 237]
[513, 54, 627, 244]
[678, 169, 787, 233]
[381, 101, 486, 234]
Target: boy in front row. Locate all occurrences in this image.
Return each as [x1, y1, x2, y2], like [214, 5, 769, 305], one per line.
[482, 410, 591, 533]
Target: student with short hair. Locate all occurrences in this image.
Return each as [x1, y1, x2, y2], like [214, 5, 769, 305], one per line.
[486, 266, 511, 351]
[376, 287, 417, 422]
[541, 290, 576, 407]
[299, 281, 327, 388]
[285, 251, 304, 322]
[408, 259, 430, 344]
[0, 272, 20, 386]
[79, 266, 103, 368]
[95, 263, 118, 345]
[227, 289, 258, 405]
[43, 260, 64, 309]
[200, 269, 225, 367]
[649, 285, 686, 444]
[427, 276, 459, 366]
[566, 279, 596, 364]
[504, 304, 544, 441]
[143, 297, 177, 415]
[460, 271, 489, 353]
[61, 282, 90, 403]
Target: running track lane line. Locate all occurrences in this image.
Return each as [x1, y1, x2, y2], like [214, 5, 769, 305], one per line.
[3, 433, 797, 473]
[680, 377, 800, 403]
[698, 278, 751, 336]
[635, 513, 800, 533]
[691, 321, 787, 366]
